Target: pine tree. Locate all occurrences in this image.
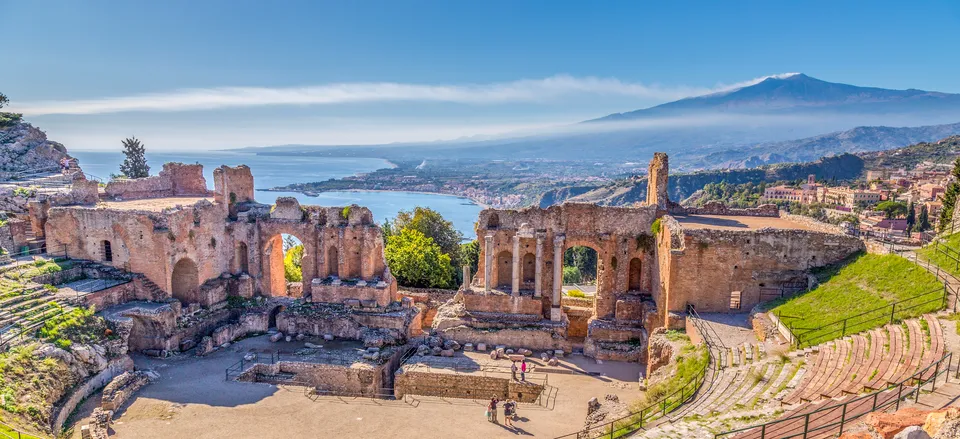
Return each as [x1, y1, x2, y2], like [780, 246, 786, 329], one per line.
[119, 137, 150, 179]
[0, 92, 8, 109]
[938, 158, 960, 232]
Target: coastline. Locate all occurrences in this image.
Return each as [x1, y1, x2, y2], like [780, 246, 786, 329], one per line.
[259, 187, 491, 209]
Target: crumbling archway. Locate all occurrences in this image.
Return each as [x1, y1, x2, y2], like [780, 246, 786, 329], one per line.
[268, 305, 285, 329]
[171, 257, 199, 304]
[262, 233, 305, 297]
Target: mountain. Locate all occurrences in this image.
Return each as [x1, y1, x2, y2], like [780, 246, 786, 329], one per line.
[588, 74, 960, 122]
[240, 74, 960, 170]
[690, 121, 960, 169]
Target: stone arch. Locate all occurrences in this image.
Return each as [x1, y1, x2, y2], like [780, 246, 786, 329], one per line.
[628, 257, 642, 291]
[171, 257, 199, 304]
[487, 214, 500, 230]
[261, 232, 306, 297]
[268, 305, 285, 329]
[101, 240, 113, 262]
[522, 252, 536, 283]
[327, 245, 339, 277]
[496, 250, 512, 289]
[234, 242, 249, 274]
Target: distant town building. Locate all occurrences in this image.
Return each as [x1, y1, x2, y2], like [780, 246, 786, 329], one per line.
[818, 187, 882, 209]
[762, 175, 820, 204]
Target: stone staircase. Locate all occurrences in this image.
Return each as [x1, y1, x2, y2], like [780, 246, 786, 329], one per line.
[630, 314, 951, 439]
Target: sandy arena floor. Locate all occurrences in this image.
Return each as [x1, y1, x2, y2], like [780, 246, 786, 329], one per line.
[68, 335, 645, 438]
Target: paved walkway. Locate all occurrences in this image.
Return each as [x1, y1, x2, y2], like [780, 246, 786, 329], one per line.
[67, 335, 645, 438]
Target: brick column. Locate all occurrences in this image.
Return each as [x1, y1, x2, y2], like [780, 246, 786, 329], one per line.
[552, 235, 564, 321]
[484, 234, 494, 293]
[534, 235, 543, 298]
[511, 235, 521, 296]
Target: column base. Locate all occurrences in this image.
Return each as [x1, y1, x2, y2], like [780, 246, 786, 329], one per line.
[550, 307, 562, 322]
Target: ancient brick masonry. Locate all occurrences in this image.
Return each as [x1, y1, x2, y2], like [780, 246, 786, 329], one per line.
[104, 162, 210, 200]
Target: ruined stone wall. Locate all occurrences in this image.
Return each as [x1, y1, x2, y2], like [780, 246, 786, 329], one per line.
[213, 165, 255, 205]
[473, 203, 657, 321]
[45, 200, 234, 300]
[243, 362, 384, 396]
[670, 202, 779, 217]
[657, 219, 864, 317]
[394, 369, 543, 402]
[104, 163, 209, 200]
[462, 293, 542, 316]
[646, 152, 669, 209]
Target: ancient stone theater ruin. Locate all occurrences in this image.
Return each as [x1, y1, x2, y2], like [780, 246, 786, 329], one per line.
[8, 151, 879, 437]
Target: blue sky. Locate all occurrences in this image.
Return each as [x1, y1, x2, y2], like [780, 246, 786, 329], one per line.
[3, 0, 959, 151]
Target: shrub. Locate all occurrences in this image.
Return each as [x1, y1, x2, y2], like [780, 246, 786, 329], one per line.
[38, 307, 107, 350]
[566, 289, 586, 298]
[651, 218, 662, 235]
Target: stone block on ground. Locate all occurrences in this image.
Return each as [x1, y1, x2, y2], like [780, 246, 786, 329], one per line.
[443, 340, 461, 351]
[440, 349, 454, 357]
[432, 346, 442, 356]
[179, 339, 196, 352]
[508, 354, 524, 362]
[476, 343, 487, 351]
[295, 333, 305, 341]
[548, 357, 559, 366]
[490, 350, 499, 360]
[197, 336, 214, 356]
[463, 343, 474, 351]
[893, 426, 930, 439]
[554, 349, 564, 358]
[518, 348, 532, 356]
[323, 334, 335, 341]
[269, 332, 284, 342]
[540, 352, 549, 361]
[305, 342, 322, 349]
[417, 345, 431, 356]
[243, 353, 256, 361]
[867, 408, 929, 439]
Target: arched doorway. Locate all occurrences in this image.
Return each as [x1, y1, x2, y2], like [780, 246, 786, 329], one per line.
[262, 233, 304, 297]
[496, 250, 512, 289]
[628, 258, 642, 291]
[235, 242, 249, 274]
[171, 258, 199, 303]
[268, 305, 285, 329]
[562, 245, 598, 298]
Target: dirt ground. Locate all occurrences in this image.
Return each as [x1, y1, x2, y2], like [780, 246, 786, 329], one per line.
[68, 335, 644, 438]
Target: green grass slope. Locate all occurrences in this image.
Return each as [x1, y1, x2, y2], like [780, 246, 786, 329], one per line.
[771, 253, 944, 346]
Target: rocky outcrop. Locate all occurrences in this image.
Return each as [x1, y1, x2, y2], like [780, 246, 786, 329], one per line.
[0, 121, 70, 178]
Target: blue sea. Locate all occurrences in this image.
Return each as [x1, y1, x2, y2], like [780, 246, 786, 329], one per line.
[69, 151, 482, 237]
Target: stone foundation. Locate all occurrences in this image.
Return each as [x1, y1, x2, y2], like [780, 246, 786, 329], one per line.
[311, 280, 397, 307]
[394, 369, 543, 402]
[240, 361, 385, 396]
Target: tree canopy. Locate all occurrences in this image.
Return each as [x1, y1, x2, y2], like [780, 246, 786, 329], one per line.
[876, 201, 908, 219]
[119, 137, 150, 179]
[384, 228, 454, 288]
[284, 244, 304, 282]
[0, 92, 7, 109]
[384, 206, 465, 286]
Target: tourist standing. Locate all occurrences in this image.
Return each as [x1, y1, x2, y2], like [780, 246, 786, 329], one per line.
[503, 399, 515, 427]
[488, 397, 499, 424]
[511, 361, 518, 381]
[520, 359, 527, 382]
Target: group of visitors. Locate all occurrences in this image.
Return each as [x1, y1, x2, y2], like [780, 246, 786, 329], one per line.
[486, 397, 518, 426]
[510, 359, 527, 382]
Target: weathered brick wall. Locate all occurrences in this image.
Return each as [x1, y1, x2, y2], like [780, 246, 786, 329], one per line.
[671, 202, 779, 217]
[243, 361, 383, 396]
[394, 370, 542, 402]
[659, 223, 864, 315]
[213, 165, 255, 204]
[104, 162, 209, 200]
[564, 305, 592, 338]
[312, 283, 395, 307]
[463, 292, 542, 315]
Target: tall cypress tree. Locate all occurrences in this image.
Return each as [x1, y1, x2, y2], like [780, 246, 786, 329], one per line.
[119, 137, 150, 179]
[906, 202, 916, 236]
[918, 205, 930, 232]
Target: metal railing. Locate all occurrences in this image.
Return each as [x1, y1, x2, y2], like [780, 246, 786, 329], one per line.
[0, 305, 73, 351]
[901, 251, 960, 313]
[0, 421, 46, 439]
[225, 350, 281, 381]
[687, 304, 726, 350]
[553, 354, 710, 439]
[715, 351, 956, 439]
[777, 284, 949, 348]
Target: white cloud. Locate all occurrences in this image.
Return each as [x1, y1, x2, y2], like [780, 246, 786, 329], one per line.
[11, 74, 800, 116]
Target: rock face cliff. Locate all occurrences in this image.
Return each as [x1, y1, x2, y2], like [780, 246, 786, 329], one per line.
[0, 121, 71, 179]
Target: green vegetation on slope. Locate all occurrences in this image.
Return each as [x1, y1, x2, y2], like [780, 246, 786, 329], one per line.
[38, 307, 108, 350]
[771, 253, 944, 346]
[861, 135, 960, 170]
[0, 344, 71, 434]
[916, 233, 960, 279]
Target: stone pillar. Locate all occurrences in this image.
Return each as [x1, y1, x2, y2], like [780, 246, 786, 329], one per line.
[552, 235, 564, 321]
[511, 235, 521, 296]
[462, 265, 471, 290]
[484, 234, 494, 293]
[337, 228, 346, 279]
[534, 235, 543, 298]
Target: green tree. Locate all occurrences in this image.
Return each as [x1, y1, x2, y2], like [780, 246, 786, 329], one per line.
[119, 136, 150, 179]
[459, 239, 480, 279]
[876, 201, 908, 219]
[939, 158, 960, 232]
[562, 266, 581, 284]
[384, 229, 454, 288]
[917, 205, 931, 232]
[0, 92, 7, 109]
[563, 246, 597, 283]
[906, 202, 916, 237]
[386, 207, 464, 282]
[283, 244, 303, 282]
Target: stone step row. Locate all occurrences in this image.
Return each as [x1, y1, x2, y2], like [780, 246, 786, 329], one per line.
[782, 315, 945, 406]
[714, 342, 767, 369]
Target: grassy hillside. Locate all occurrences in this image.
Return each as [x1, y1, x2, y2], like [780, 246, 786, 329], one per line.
[771, 253, 944, 346]
[916, 232, 960, 279]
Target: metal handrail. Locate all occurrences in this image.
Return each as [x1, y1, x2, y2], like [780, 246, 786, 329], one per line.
[715, 351, 955, 439]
